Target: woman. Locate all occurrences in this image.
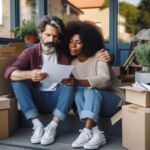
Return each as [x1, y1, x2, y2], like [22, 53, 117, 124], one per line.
[61, 21, 124, 150]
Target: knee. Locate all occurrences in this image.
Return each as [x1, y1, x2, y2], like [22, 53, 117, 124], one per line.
[84, 88, 102, 98]
[11, 80, 32, 89]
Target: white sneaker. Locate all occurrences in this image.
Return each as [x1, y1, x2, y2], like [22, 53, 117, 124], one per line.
[31, 125, 44, 144]
[40, 124, 56, 145]
[83, 130, 106, 149]
[72, 128, 92, 148]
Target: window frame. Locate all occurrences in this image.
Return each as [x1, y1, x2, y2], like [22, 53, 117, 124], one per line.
[10, 0, 130, 65]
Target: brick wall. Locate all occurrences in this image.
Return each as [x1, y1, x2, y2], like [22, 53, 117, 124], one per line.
[0, 0, 10, 38]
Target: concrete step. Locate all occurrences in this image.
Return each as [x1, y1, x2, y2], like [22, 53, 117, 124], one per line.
[18, 111, 122, 137]
[0, 128, 126, 150]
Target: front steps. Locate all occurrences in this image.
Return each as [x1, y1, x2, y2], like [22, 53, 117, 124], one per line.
[0, 128, 126, 150]
[18, 111, 122, 137]
[0, 111, 125, 150]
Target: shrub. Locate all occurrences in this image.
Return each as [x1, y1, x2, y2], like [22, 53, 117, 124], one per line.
[135, 43, 150, 71]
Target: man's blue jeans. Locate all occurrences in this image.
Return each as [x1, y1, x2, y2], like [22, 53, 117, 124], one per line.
[75, 87, 121, 123]
[11, 80, 75, 120]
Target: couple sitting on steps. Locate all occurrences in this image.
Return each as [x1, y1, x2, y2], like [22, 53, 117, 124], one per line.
[4, 15, 124, 149]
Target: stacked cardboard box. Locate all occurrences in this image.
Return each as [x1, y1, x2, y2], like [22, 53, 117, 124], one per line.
[0, 47, 20, 139]
[0, 96, 18, 139]
[122, 86, 150, 150]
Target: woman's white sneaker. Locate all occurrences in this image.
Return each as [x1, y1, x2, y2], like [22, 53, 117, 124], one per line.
[83, 130, 106, 149]
[72, 128, 92, 148]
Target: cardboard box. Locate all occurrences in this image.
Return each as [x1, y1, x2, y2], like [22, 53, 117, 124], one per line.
[121, 86, 150, 107]
[0, 97, 18, 139]
[0, 56, 17, 95]
[122, 104, 150, 150]
[0, 97, 11, 110]
[0, 47, 21, 95]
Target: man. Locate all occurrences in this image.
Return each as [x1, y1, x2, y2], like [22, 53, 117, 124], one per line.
[4, 15, 112, 145]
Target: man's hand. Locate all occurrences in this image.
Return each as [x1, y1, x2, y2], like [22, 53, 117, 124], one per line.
[96, 48, 113, 63]
[30, 69, 48, 82]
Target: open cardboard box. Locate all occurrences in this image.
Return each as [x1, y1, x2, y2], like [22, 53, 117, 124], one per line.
[121, 86, 150, 107]
[0, 96, 18, 139]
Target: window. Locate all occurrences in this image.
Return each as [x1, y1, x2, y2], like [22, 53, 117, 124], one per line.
[0, 0, 2, 25]
[0, 0, 11, 38]
[20, 0, 38, 24]
[118, 0, 150, 43]
[47, 0, 110, 43]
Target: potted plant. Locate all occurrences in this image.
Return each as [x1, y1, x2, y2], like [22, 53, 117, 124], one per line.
[10, 27, 20, 38]
[135, 42, 150, 84]
[17, 20, 37, 44]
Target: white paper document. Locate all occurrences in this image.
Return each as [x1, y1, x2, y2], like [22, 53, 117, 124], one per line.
[132, 81, 150, 91]
[41, 63, 74, 83]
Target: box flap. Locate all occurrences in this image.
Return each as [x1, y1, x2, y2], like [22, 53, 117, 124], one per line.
[0, 97, 11, 110]
[111, 110, 122, 125]
[120, 86, 148, 92]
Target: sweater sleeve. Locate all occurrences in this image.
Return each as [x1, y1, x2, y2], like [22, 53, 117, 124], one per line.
[87, 61, 111, 89]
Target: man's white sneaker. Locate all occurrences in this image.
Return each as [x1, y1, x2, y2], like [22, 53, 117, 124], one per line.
[40, 124, 56, 145]
[83, 130, 106, 149]
[31, 125, 44, 144]
[72, 128, 92, 148]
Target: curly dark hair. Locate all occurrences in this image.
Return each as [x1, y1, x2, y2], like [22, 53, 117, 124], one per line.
[65, 20, 105, 57]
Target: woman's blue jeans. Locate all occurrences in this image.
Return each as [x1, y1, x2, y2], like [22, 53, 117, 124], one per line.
[75, 87, 121, 123]
[11, 80, 75, 120]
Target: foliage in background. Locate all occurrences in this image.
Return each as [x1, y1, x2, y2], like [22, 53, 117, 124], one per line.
[138, 0, 150, 11]
[135, 43, 150, 71]
[119, 0, 150, 35]
[119, 2, 139, 34]
[16, 20, 37, 40]
[136, 0, 150, 30]
[26, 0, 36, 7]
[101, 0, 109, 10]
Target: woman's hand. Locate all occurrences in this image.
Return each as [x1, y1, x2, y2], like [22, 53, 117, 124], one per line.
[96, 48, 113, 63]
[61, 77, 78, 86]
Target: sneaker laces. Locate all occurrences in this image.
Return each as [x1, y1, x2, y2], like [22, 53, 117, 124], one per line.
[78, 129, 92, 140]
[43, 124, 56, 137]
[89, 130, 106, 143]
[32, 126, 43, 137]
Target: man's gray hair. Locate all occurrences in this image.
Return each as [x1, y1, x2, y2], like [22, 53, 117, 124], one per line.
[36, 15, 65, 36]
[50, 20, 62, 34]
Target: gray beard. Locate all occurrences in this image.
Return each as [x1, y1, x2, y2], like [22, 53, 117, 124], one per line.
[41, 42, 56, 55]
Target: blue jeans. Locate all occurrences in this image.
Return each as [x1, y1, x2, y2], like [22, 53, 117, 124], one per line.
[75, 87, 121, 123]
[11, 80, 75, 120]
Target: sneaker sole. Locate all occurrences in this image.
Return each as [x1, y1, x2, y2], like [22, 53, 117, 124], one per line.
[41, 138, 55, 145]
[83, 140, 106, 149]
[31, 137, 42, 144]
[72, 143, 84, 148]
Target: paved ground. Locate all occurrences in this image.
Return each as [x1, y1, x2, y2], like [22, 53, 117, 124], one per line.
[0, 128, 127, 150]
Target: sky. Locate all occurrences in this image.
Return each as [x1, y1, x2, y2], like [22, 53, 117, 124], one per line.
[120, 0, 141, 6]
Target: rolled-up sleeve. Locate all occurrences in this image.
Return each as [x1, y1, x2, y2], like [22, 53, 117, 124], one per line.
[4, 49, 31, 80]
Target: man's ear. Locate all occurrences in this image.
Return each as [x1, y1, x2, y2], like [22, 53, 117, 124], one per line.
[39, 32, 42, 38]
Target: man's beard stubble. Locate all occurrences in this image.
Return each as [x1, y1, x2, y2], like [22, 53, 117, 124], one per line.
[40, 40, 57, 55]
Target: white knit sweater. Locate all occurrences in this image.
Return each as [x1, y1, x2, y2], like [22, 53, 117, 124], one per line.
[71, 56, 125, 103]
